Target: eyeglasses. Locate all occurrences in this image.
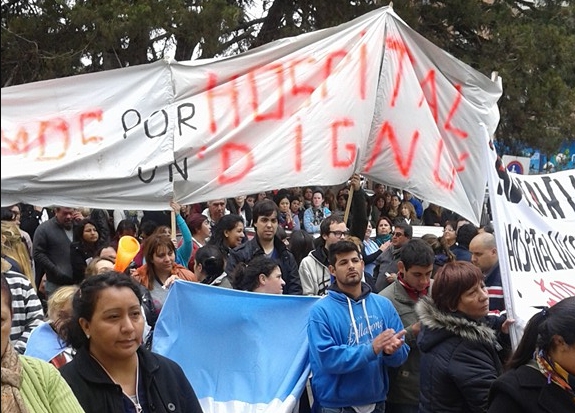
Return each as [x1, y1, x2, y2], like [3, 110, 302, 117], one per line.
[330, 230, 350, 238]
[392, 232, 405, 237]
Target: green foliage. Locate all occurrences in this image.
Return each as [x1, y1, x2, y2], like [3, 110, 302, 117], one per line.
[1, 0, 573, 154]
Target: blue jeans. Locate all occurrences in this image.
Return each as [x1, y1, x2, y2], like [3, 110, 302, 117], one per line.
[385, 403, 418, 413]
[321, 401, 385, 413]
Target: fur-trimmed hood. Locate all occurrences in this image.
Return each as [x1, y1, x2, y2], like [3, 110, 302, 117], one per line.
[415, 295, 497, 351]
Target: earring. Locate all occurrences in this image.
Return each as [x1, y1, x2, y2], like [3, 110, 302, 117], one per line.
[86, 333, 90, 339]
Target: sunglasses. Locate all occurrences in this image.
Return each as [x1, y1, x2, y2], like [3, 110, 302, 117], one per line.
[392, 232, 405, 237]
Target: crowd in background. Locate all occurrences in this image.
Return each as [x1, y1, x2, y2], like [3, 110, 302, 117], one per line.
[1, 177, 572, 413]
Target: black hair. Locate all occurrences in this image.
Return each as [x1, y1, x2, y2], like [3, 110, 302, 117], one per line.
[93, 243, 116, 259]
[61, 271, 143, 350]
[231, 255, 279, 292]
[276, 226, 287, 241]
[456, 223, 478, 249]
[319, 214, 345, 237]
[288, 230, 314, 267]
[138, 220, 158, 239]
[400, 239, 435, 271]
[208, 214, 244, 255]
[482, 222, 494, 234]
[0, 207, 15, 221]
[312, 188, 324, 198]
[195, 245, 225, 284]
[289, 194, 301, 205]
[506, 296, 575, 370]
[328, 240, 361, 266]
[252, 199, 279, 223]
[273, 190, 290, 206]
[116, 219, 138, 237]
[73, 218, 101, 243]
[394, 222, 413, 239]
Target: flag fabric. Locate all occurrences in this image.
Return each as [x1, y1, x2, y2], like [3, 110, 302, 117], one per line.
[483, 132, 575, 347]
[152, 280, 320, 413]
[1, 6, 501, 225]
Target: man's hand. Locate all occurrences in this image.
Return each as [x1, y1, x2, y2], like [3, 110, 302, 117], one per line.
[372, 329, 406, 355]
[170, 200, 182, 215]
[385, 272, 397, 284]
[501, 317, 515, 335]
[349, 173, 361, 191]
[72, 210, 84, 222]
[379, 240, 392, 252]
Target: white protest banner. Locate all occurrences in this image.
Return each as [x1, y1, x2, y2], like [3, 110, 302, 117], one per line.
[484, 138, 575, 346]
[1, 61, 175, 208]
[1, 6, 501, 225]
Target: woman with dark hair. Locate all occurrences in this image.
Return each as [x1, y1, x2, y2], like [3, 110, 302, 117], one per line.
[370, 193, 386, 224]
[58, 272, 203, 413]
[303, 188, 331, 234]
[208, 214, 245, 259]
[288, 230, 314, 268]
[374, 216, 393, 247]
[488, 296, 575, 412]
[274, 192, 297, 231]
[362, 221, 388, 279]
[231, 255, 284, 294]
[70, 218, 105, 283]
[451, 223, 478, 262]
[385, 193, 401, 221]
[194, 244, 231, 288]
[290, 195, 304, 229]
[111, 219, 138, 250]
[416, 261, 504, 412]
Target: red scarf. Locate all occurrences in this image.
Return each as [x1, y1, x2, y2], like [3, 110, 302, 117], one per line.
[397, 273, 429, 301]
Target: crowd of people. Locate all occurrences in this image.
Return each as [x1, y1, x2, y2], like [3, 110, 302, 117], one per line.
[1, 176, 573, 412]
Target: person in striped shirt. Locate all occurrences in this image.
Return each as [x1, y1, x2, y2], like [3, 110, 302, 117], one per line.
[1, 257, 45, 354]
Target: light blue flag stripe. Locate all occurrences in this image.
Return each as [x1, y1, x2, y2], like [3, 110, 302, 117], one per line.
[152, 280, 319, 410]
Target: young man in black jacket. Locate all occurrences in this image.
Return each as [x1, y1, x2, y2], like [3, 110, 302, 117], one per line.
[226, 199, 303, 295]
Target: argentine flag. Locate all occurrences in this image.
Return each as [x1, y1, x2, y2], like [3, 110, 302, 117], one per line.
[153, 280, 320, 413]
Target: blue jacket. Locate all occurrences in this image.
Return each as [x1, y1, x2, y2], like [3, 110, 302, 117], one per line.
[308, 282, 409, 408]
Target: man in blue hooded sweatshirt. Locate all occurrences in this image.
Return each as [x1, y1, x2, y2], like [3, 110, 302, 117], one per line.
[308, 240, 409, 413]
